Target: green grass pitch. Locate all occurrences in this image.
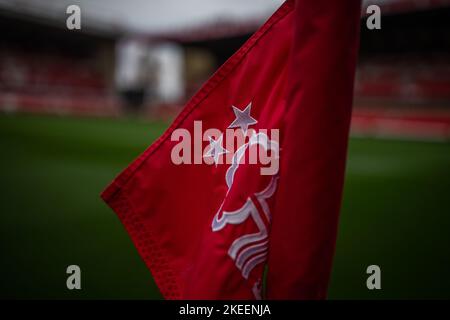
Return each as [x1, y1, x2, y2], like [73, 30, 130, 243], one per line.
[0, 113, 449, 299]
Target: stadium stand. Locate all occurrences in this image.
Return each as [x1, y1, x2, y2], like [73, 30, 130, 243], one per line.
[0, 8, 120, 116]
[0, 0, 449, 139]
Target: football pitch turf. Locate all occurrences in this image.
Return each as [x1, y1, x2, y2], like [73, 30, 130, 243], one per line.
[1, 113, 449, 299]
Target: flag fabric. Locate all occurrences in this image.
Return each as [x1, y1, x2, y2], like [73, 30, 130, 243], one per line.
[101, 0, 361, 299]
[266, 0, 362, 300]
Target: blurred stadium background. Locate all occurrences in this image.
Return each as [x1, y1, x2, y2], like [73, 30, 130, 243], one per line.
[0, 0, 449, 299]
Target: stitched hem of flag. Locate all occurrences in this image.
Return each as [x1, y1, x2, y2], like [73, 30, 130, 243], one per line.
[106, 192, 182, 298]
[101, 0, 294, 299]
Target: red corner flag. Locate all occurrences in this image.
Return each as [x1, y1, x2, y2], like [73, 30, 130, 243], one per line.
[101, 0, 361, 299]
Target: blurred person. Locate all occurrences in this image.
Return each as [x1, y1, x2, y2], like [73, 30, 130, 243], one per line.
[115, 38, 148, 113]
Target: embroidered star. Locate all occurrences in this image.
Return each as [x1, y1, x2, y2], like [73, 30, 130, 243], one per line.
[204, 135, 229, 166]
[228, 102, 258, 133]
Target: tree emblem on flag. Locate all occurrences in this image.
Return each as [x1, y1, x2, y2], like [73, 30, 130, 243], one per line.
[207, 102, 280, 298]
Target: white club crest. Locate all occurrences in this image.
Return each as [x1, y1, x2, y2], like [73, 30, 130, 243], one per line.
[211, 102, 279, 299]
